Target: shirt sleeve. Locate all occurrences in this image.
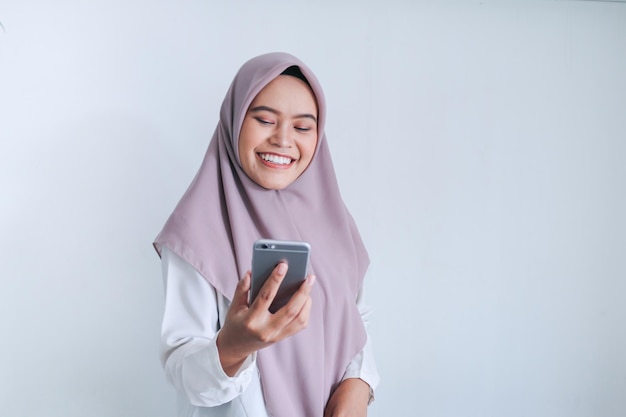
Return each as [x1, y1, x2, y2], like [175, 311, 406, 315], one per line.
[159, 247, 257, 407]
[341, 278, 381, 403]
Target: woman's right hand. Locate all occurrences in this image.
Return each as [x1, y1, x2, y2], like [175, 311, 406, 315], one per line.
[216, 262, 315, 376]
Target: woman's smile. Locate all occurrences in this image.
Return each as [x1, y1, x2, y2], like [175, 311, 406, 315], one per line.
[257, 152, 295, 167]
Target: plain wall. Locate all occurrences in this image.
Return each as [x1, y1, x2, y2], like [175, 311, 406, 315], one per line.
[1, 1, 624, 416]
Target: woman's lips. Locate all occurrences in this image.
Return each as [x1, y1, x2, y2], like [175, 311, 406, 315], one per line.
[258, 152, 295, 167]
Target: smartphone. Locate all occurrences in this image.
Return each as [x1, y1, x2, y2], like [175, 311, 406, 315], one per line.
[249, 239, 311, 313]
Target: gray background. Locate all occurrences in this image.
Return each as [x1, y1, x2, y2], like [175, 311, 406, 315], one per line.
[1, 1, 624, 416]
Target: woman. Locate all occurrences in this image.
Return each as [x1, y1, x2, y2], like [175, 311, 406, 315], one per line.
[154, 52, 379, 417]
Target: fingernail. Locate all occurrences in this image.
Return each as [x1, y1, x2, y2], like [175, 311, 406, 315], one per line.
[277, 262, 287, 275]
[308, 275, 316, 286]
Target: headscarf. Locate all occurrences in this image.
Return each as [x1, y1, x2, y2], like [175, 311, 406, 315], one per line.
[154, 52, 368, 417]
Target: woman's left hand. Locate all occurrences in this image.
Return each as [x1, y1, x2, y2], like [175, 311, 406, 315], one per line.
[324, 378, 371, 417]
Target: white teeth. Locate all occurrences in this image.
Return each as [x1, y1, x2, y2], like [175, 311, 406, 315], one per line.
[259, 153, 292, 165]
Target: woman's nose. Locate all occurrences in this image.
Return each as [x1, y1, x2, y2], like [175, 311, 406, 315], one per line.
[269, 125, 292, 148]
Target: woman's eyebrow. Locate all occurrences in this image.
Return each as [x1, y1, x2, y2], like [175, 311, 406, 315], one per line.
[295, 113, 317, 123]
[249, 105, 317, 123]
[249, 105, 279, 115]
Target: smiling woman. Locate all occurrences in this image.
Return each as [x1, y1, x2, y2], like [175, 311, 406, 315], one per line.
[238, 71, 319, 190]
[153, 53, 379, 417]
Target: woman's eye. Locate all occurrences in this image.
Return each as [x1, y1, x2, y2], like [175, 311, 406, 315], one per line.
[295, 126, 311, 132]
[254, 117, 273, 126]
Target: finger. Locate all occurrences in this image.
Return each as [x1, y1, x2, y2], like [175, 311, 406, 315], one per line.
[277, 295, 312, 339]
[231, 271, 251, 308]
[250, 262, 288, 312]
[272, 274, 315, 329]
[286, 274, 315, 306]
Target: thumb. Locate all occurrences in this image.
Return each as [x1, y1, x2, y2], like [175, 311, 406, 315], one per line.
[231, 271, 251, 308]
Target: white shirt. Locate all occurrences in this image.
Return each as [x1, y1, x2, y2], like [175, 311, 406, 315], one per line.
[159, 247, 380, 417]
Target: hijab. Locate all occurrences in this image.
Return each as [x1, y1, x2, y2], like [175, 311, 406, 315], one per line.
[154, 52, 368, 417]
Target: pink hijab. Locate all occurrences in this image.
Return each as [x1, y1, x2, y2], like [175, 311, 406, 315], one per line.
[154, 52, 368, 417]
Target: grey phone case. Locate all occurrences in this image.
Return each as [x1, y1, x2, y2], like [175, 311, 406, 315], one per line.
[249, 239, 311, 313]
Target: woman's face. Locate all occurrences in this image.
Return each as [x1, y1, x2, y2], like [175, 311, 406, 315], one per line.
[238, 75, 318, 190]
